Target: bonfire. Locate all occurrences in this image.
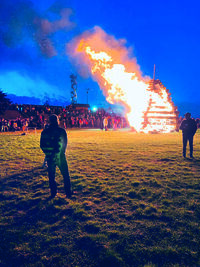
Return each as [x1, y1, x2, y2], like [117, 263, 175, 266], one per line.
[68, 26, 179, 132]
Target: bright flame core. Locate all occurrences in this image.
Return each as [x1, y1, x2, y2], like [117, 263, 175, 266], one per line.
[71, 27, 177, 133]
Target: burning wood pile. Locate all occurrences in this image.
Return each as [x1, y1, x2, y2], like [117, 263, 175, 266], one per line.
[68, 26, 179, 133]
[142, 79, 179, 133]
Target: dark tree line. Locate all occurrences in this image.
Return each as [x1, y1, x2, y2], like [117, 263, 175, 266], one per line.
[0, 89, 12, 114]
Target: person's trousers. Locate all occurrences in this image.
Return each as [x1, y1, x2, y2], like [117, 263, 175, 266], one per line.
[182, 134, 194, 157]
[47, 152, 71, 196]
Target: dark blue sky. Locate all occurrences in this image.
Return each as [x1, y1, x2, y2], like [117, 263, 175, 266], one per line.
[0, 0, 199, 117]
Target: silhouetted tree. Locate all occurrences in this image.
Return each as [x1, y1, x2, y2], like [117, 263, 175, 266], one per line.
[0, 89, 12, 105]
[0, 89, 12, 113]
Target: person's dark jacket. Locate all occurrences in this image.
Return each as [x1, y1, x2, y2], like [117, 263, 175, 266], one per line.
[180, 118, 197, 136]
[40, 125, 67, 159]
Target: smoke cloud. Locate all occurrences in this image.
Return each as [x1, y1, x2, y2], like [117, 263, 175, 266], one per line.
[33, 8, 76, 57]
[0, 0, 76, 57]
[0, 0, 77, 103]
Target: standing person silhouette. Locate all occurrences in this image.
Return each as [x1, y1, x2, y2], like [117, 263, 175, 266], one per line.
[179, 112, 197, 158]
[40, 114, 72, 198]
[103, 117, 108, 131]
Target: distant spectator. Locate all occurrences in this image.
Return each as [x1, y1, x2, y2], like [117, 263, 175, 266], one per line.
[103, 117, 108, 131]
[180, 112, 197, 158]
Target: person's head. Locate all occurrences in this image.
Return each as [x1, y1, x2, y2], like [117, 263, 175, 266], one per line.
[185, 112, 191, 120]
[49, 114, 59, 126]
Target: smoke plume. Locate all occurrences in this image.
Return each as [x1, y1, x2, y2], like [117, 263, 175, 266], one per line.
[0, 0, 76, 58]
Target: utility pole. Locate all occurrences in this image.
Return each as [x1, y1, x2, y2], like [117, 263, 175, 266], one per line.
[86, 88, 90, 104]
[153, 64, 156, 80]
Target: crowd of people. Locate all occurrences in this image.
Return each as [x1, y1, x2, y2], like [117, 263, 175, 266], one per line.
[1, 103, 200, 133]
[0, 103, 128, 132]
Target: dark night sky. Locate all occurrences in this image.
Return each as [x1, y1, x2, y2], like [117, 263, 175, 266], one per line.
[0, 0, 200, 117]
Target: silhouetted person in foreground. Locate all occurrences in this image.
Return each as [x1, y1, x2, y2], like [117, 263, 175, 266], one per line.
[40, 114, 72, 198]
[179, 112, 197, 158]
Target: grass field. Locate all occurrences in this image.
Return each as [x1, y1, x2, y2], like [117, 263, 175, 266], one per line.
[0, 129, 200, 267]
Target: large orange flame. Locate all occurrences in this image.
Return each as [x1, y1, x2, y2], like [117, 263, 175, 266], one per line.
[67, 27, 177, 132]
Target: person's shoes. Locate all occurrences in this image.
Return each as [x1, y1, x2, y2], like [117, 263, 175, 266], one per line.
[190, 155, 194, 159]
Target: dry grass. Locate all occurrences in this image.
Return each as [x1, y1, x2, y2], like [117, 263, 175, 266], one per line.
[0, 129, 200, 266]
